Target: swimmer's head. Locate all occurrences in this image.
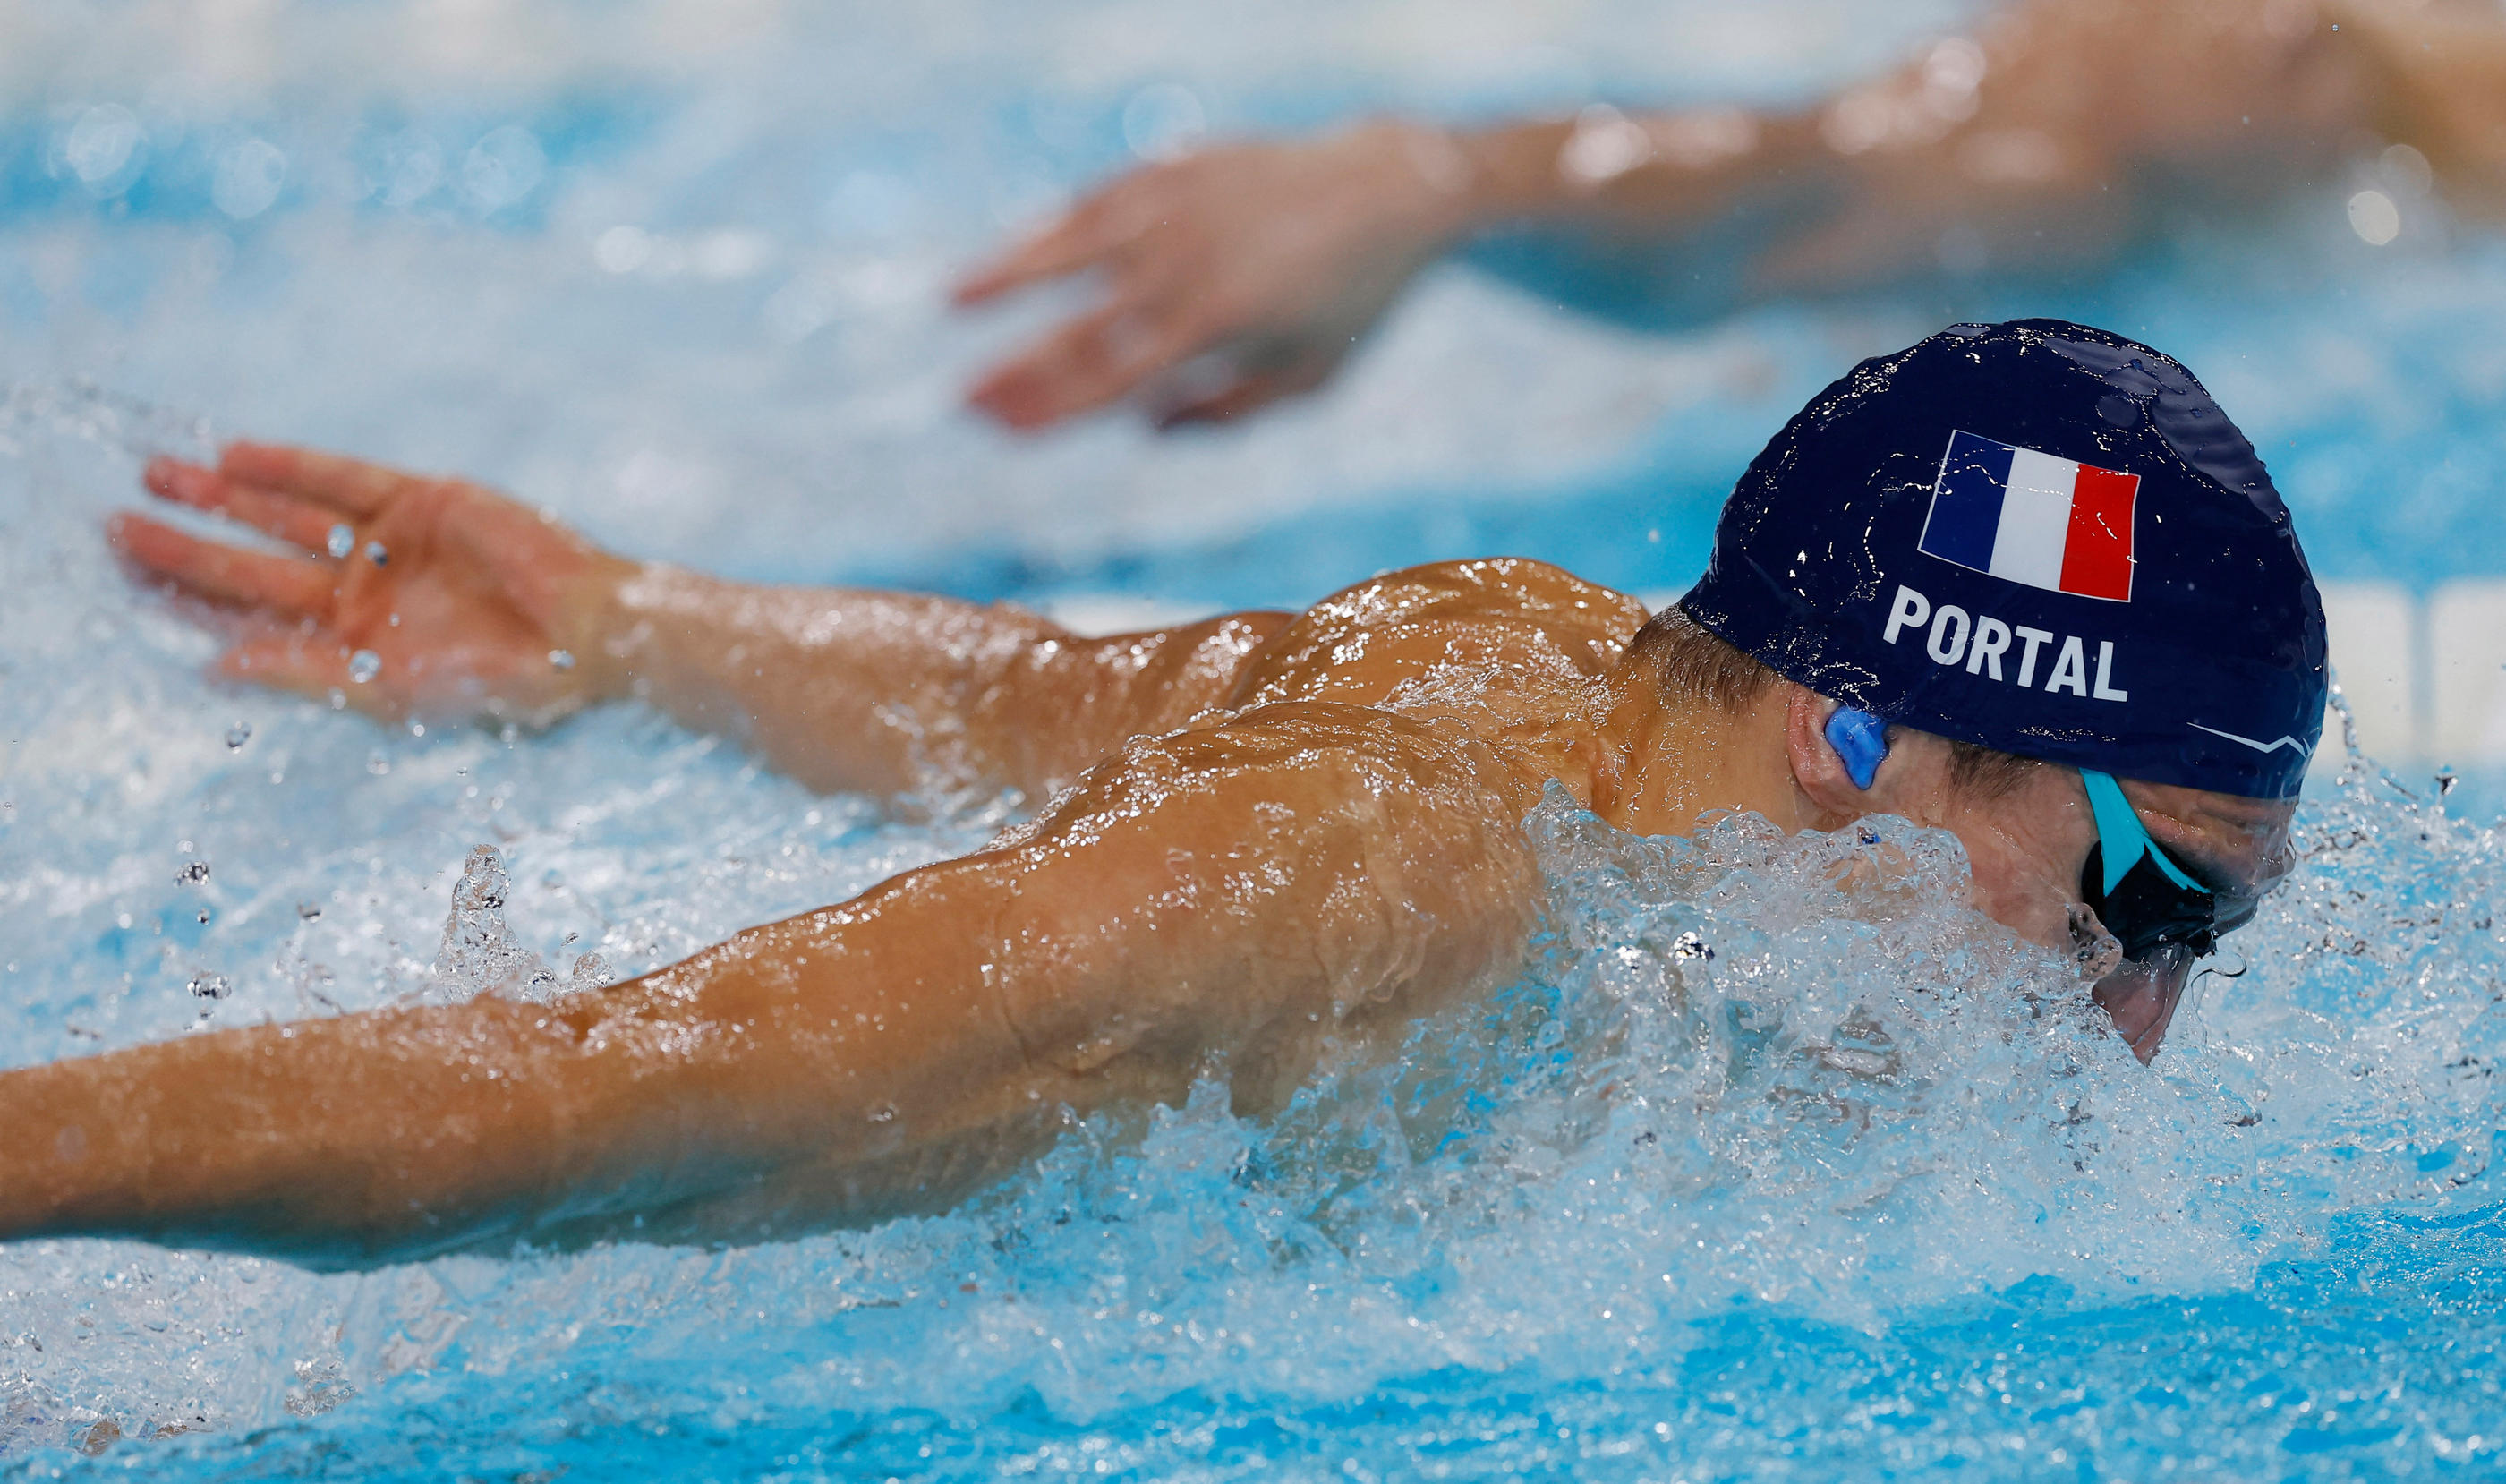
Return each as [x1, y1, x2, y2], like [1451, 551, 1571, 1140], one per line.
[1682, 318, 2326, 797]
[1674, 319, 2325, 1058]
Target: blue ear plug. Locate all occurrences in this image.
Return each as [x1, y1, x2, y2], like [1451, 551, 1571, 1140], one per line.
[1824, 706, 1889, 790]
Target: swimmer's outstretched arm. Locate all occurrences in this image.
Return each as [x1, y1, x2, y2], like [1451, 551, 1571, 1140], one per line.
[111, 443, 1289, 797]
[960, 0, 2502, 427]
[0, 702, 1544, 1267]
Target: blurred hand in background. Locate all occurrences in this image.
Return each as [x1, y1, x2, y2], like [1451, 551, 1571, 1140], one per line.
[957, 0, 2506, 431]
[955, 124, 1471, 429]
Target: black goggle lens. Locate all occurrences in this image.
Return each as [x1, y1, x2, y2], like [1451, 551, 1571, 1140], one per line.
[2082, 841, 2217, 961]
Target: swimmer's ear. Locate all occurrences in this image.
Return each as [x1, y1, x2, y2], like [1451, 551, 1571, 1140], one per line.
[1786, 690, 1889, 826]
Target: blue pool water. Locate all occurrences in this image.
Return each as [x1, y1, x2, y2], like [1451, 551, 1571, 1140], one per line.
[5, 2, 2506, 1478]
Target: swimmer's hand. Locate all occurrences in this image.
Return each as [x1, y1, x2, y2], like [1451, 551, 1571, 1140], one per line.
[954, 121, 1471, 431]
[109, 443, 632, 726]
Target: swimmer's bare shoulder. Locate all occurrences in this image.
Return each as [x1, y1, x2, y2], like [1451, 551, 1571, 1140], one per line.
[1225, 557, 1652, 711]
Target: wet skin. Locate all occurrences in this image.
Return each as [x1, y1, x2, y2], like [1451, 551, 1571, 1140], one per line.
[16, 444, 2293, 1264]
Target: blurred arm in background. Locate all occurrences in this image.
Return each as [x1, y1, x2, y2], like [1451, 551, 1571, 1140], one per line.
[955, 0, 2506, 431]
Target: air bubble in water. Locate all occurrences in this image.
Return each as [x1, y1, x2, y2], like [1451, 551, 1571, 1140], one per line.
[326, 524, 354, 559]
[347, 650, 380, 684]
[224, 721, 252, 750]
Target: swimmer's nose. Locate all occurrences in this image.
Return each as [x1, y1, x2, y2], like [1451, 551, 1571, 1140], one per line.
[2092, 946, 2194, 1065]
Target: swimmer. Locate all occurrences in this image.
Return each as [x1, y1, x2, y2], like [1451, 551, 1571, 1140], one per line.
[958, 0, 2506, 429]
[21, 320, 2318, 1266]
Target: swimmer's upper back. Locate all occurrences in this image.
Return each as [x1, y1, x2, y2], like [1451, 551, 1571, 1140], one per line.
[1224, 558, 1652, 714]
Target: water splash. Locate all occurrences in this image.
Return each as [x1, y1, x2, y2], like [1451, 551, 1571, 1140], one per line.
[428, 845, 557, 1003]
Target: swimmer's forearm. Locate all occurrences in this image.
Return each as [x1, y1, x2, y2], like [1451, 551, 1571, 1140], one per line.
[578, 563, 1284, 797]
[578, 566, 1050, 793]
[1430, 0, 2413, 286]
[0, 998, 584, 1261]
[0, 900, 1048, 1262]
[1438, 112, 1828, 237]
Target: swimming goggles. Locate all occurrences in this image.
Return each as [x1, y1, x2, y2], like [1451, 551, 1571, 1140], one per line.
[2078, 769, 2214, 961]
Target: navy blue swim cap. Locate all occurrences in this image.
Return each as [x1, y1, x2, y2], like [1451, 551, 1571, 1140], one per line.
[1679, 319, 2326, 800]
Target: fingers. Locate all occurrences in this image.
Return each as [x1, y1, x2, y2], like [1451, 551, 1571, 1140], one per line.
[217, 441, 422, 517]
[967, 299, 1210, 431]
[953, 226, 1094, 306]
[216, 632, 364, 706]
[108, 512, 337, 616]
[952, 181, 1145, 305]
[143, 457, 341, 552]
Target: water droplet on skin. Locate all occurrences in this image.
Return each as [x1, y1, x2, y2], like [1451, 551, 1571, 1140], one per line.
[347, 650, 381, 684]
[363, 541, 388, 567]
[548, 649, 575, 671]
[326, 525, 354, 559]
[224, 721, 253, 749]
[869, 1104, 899, 1123]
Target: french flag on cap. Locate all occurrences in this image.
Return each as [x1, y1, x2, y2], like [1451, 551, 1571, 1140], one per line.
[1917, 430, 2139, 601]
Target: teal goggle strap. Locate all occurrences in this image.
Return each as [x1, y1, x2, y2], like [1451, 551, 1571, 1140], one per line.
[2080, 769, 2208, 898]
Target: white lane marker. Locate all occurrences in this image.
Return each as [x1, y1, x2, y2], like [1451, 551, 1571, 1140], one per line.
[2431, 581, 2506, 767]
